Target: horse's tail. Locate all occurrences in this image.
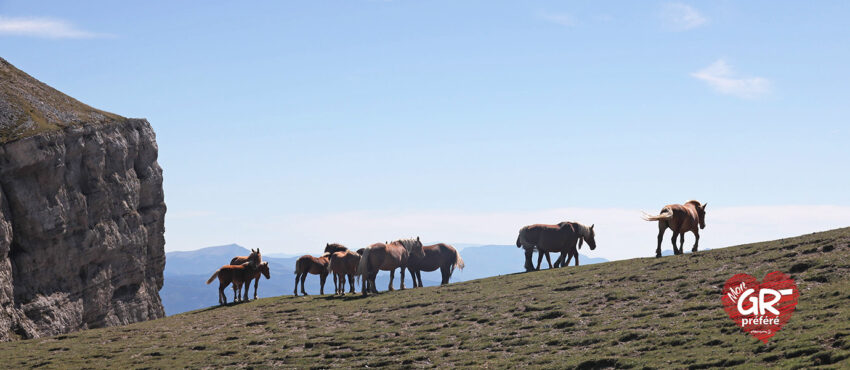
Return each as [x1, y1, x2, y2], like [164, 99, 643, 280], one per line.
[453, 248, 465, 272]
[206, 268, 221, 284]
[327, 253, 335, 274]
[294, 257, 304, 275]
[516, 226, 529, 248]
[356, 247, 371, 277]
[642, 208, 673, 221]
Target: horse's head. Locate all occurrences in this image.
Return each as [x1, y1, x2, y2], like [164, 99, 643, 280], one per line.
[412, 236, 425, 258]
[583, 224, 597, 250]
[698, 203, 707, 229]
[260, 261, 270, 279]
[324, 243, 347, 255]
[248, 248, 261, 266]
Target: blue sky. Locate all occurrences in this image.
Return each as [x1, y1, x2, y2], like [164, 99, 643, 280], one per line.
[2, 1, 849, 258]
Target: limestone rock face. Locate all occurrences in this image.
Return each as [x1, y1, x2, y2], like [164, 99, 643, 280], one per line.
[0, 57, 166, 341]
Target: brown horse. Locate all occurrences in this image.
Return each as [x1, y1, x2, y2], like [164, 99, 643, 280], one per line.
[517, 222, 596, 271]
[323, 243, 348, 255]
[246, 262, 271, 300]
[552, 222, 596, 267]
[328, 250, 361, 295]
[293, 253, 331, 296]
[407, 243, 465, 287]
[643, 200, 706, 258]
[206, 262, 257, 305]
[230, 248, 262, 267]
[356, 237, 425, 295]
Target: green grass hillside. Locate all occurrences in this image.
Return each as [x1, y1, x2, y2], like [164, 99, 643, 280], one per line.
[2, 228, 849, 368]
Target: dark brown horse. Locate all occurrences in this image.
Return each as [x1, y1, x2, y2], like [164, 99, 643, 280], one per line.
[328, 250, 361, 295]
[356, 237, 425, 295]
[407, 243, 465, 287]
[643, 200, 706, 258]
[246, 262, 271, 300]
[206, 262, 257, 305]
[293, 252, 331, 296]
[323, 243, 348, 256]
[517, 222, 596, 271]
[230, 248, 262, 267]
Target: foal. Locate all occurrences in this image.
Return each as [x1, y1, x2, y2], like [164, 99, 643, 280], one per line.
[294, 252, 331, 296]
[246, 262, 271, 300]
[206, 262, 258, 305]
[328, 250, 361, 295]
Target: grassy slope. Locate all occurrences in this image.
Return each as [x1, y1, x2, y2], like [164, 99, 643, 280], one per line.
[2, 228, 849, 369]
[0, 57, 124, 143]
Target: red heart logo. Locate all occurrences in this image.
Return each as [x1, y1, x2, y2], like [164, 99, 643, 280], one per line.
[721, 271, 798, 343]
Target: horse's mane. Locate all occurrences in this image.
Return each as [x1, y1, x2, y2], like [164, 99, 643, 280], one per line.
[391, 238, 421, 252]
[685, 200, 702, 207]
[572, 222, 593, 238]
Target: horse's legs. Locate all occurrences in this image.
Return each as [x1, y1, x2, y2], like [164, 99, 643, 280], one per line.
[293, 273, 300, 296]
[320, 272, 328, 295]
[671, 231, 680, 255]
[300, 273, 308, 295]
[440, 266, 450, 285]
[692, 230, 700, 252]
[388, 269, 396, 291]
[361, 271, 368, 296]
[544, 252, 553, 269]
[679, 233, 685, 254]
[232, 283, 239, 303]
[416, 270, 423, 287]
[253, 277, 259, 300]
[656, 223, 666, 258]
[574, 251, 580, 266]
[370, 272, 379, 293]
[348, 274, 356, 294]
[242, 280, 249, 301]
[219, 282, 226, 305]
[536, 251, 544, 271]
[400, 267, 407, 290]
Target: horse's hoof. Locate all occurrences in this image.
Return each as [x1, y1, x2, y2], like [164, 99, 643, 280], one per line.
[655, 254, 661, 258]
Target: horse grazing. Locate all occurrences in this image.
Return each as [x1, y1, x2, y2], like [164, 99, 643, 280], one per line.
[206, 262, 258, 305]
[230, 248, 262, 267]
[643, 200, 706, 258]
[328, 249, 361, 295]
[407, 243, 465, 287]
[246, 262, 271, 300]
[293, 253, 331, 296]
[356, 237, 425, 295]
[517, 222, 596, 271]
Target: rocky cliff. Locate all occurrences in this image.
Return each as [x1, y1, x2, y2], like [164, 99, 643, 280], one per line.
[0, 57, 166, 341]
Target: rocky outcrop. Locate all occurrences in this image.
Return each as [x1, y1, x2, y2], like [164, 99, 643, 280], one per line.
[0, 57, 166, 341]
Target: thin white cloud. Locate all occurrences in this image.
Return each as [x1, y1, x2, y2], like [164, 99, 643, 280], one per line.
[692, 59, 771, 98]
[0, 16, 111, 39]
[540, 12, 577, 27]
[661, 3, 707, 30]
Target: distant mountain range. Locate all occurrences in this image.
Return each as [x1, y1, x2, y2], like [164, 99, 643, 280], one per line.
[161, 243, 608, 315]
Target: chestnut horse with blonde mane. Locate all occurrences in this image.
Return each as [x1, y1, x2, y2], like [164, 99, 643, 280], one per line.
[356, 237, 425, 295]
[642, 200, 706, 258]
[293, 253, 331, 296]
[407, 243, 465, 287]
[328, 249, 361, 295]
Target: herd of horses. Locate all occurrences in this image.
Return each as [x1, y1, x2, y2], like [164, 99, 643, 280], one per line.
[205, 200, 707, 304]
